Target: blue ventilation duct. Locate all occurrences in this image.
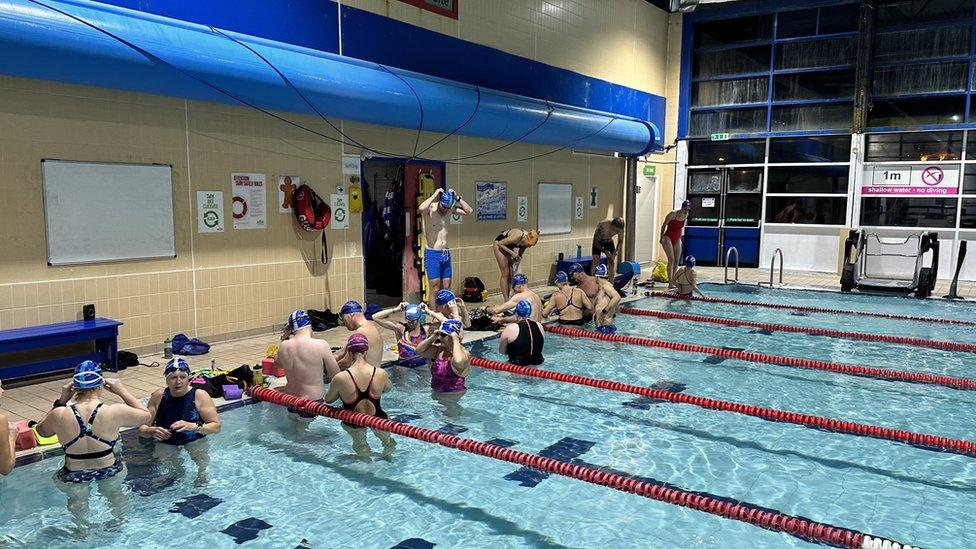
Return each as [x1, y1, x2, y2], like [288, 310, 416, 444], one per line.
[0, 0, 660, 156]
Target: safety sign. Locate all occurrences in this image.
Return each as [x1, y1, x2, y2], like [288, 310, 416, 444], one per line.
[589, 186, 598, 208]
[575, 196, 584, 220]
[863, 164, 958, 195]
[516, 196, 528, 222]
[232, 173, 266, 229]
[197, 191, 224, 233]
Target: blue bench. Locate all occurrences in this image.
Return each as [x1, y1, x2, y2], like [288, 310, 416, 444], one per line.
[555, 255, 607, 277]
[0, 318, 122, 381]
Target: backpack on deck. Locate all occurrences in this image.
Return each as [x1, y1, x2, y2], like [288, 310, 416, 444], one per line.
[462, 276, 488, 302]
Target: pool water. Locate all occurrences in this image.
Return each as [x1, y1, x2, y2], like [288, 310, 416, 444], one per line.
[1, 285, 975, 548]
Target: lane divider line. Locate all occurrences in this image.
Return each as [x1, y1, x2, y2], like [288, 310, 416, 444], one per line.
[620, 306, 976, 353]
[251, 387, 917, 549]
[541, 325, 976, 391]
[646, 291, 976, 327]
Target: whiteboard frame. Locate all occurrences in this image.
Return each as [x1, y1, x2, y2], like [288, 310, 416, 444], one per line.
[41, 159, 177, 266]
[537, 182, 573, 235]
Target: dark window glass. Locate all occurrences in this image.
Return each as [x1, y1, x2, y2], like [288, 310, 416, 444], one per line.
[687, 196, 720, 226]
[766, 197, 847, 224]
[865, 132, 962, 161]
[961, 198, 976, 227]
[818, 4, 860, 34]
[694, 46, 771, 79]
[771, 103, 852, 131]
[688, 139, 766, 165]
[876, 0, 973, 28]
[724, 195, 762, 226]
[867, 96, 967, 127]
[694, 15, 773, 48]
[767, 166, 850, 193]
[962, 164, 976, 193]
[872, 62, 968, 96]
[874, 25, 971, 63]
[769, 136, 852, 162]
[688, 170, 723, 193]
[860, 197, 958, 227]
[776, 37, 856, 69]
[728, 168, 763, 192]
[690, 108, 768, 136]
[777, 9, 818, 38]
[774, 70, 855, 101]
[692, 77, 769, 107]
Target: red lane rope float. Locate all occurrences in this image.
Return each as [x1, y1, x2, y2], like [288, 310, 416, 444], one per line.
[620, 306, 976, 353]
[544, 323, 976, 391]
[647, 290, 976, 327]
[542, 325, 976, 457]
[251, 387, 918, 549]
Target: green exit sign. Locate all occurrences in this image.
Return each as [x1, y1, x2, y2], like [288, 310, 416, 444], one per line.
[710, 133, 731, 141]
[642, 165, 656, 176]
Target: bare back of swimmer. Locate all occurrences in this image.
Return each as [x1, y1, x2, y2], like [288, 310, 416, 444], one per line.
[669, 256, 706, 298]
[276, 310, 338, 400]
[542, 271, 593, 324]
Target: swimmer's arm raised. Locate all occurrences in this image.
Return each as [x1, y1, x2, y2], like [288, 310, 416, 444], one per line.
[419, 188, 442, 211]
[450, 335, 471, 377]
[415, 334, 438, 359]
[423, 303, 449, 324]
[453, 194, 473, 216]
[371, 305, 405, 335]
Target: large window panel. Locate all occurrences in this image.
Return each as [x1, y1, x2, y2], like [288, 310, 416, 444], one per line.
[771, 103, 852, 131]
[876, 0, 973, 28]
[694, 15, 773, 48]
[775, 37, 856, 70]
[769, 136, 852, 163]
[690, 108, 767, 136]
[766, 197, 847, 224]
[817, 4, 860, 34]
[777, 8, 818, 38]
[874, 25, 971, 63]
[961, 198, 976, 228]
[962, 165, 976, 193]
[692, 77, 769, 107]
[774, 70, 855, 101]
[867, 96, 967, 127]
[688, 139, 766, 165]
[865, 132, 962, 161]
[872, 62, 968, 96]
[727, 168, 763, 192]
[768, 166, 849, 193]
[860, 197, 958, 228]
[694, 46, 771, 79]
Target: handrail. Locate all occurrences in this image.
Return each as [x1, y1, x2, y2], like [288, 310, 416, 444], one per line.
[760, 248, 784, 288]
[724, 246, 740, 284]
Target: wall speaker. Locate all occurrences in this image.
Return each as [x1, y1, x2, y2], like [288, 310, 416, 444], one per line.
[83, 304, 96, 321]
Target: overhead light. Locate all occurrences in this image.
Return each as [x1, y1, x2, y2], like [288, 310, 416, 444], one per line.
[952, 115, 961, 121]
[718, 156, 726, 162]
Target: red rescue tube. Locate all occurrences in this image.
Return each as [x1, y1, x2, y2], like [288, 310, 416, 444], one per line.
[620, 306, 976, 353]
[647, 291, 976, 327]
[539, 327, 976, 456]
[251, 387, 885, 549]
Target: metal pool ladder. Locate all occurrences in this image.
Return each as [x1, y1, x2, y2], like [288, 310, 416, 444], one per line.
[759, 248, 784, 288]
[724, 246, 739, 284]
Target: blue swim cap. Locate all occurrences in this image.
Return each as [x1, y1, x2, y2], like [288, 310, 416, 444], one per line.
[339, 301, 363, 315]
[554, 271, 569, 284]
[435, 289, 456, 306]
[568, 263, 585, 275]
[73, 360, 104, 390]
[511, 273, 527, 287]
[439, 190, 456, 208]
[684, 255, 696, 269]
[440, 319, 463, 335]
[594, 264, 608, 278]
[288, 309, 311, 331]
[164, 358, 191, 377]
[515, 299, 532, 318]
[596, 324, 617, 335]
[404, 304, 424, 322]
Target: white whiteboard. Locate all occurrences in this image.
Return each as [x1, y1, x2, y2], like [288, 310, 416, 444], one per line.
[42, 160, 176, 265]
[538, 182, 572, 235]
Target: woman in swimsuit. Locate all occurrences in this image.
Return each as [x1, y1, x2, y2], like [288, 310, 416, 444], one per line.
[372, 302, 446, 368]
[660, 200, 692, 281]
[542, 271, 593, 325]
[416, 320, 470, 418]
[35, 361, 151, 529]
[325, 333, 395, 458]
[669, 255, 706, 299]
[493, 228, 539, 300]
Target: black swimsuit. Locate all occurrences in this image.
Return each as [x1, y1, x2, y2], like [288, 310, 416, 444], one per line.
[496, 230, 528, 252]
[556, 288, 590, 325]
[57, 404, 123, 483]
[341, 367, 388, 428]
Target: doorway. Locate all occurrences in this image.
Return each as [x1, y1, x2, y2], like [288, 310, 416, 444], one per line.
[684, 167, 763, 267]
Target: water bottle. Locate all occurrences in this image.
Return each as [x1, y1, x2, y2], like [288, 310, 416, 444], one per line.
[576, 245, 582, 259]
[210, 359, 216, 371]
[163, 338, 173, 359]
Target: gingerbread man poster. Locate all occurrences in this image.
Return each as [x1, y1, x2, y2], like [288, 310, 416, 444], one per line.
[278, 175, 299, 213]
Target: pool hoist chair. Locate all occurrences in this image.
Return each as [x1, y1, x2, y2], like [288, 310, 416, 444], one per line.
[840, 229, 939, 298]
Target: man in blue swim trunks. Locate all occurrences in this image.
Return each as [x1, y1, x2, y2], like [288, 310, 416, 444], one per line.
[419, 187, 472, 307]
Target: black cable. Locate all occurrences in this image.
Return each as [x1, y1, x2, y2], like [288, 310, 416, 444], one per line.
[446, 100, 555, 161]
[414, 85, 482, 157]
[374, 63, 425, 160]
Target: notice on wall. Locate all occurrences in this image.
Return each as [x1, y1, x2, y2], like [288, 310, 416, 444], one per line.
[341, 154, 360, 176]
[516, 196, 528, 222]
[589, 186, 598, 209]
[575, 196, 584, 220]
[330, 193, 349, 229]
[278, 175, 298, 213]
[197, 191, 224, 233]
[450, 211, 462, 224]
[231, 173, 266, 229]
[862, 164, 959, 195]
[476, 181, 507, 220]
[702, 197, 716, 208]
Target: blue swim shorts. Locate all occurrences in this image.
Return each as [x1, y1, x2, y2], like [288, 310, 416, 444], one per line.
[424, 248, 453, 280]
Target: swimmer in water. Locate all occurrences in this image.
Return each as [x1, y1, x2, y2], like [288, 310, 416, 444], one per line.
[372, 302, 446, 368]
[485, 273, 544, 324]
[275, 310, 338, 421]
[669, 256, 706, 298]
[334, 301, 385, 369]
[416, 320, 470, 418]
[541, 271, 593, 325]
[434, 289, 471, 329]
[499, 300, 545, 366]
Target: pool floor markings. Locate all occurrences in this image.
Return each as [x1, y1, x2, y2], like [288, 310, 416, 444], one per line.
[220, 517, 273, 544]
[623, 380, 688, 408]
[391, 539, 436, 549]
[504, 437, 596, 487]
[437, 423, 469, 435]
[170, 493, 224, 519]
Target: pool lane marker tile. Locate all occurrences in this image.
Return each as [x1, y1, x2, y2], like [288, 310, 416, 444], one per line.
[748, 329, 774, 336]
[504, 437, 596, 487]
[437, 423, 468, 435]
[623, 380, 687, 409]
[391, 538, 436, 549]
[169, 493, 223, 519]
[221, 517, 272, 544]
[391, 413, 422, 423]
[485, 438, 519, 448]
[703, 346, 746, 365]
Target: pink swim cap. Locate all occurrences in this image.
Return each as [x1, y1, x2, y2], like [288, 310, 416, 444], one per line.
[347, 333, 369, 354]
